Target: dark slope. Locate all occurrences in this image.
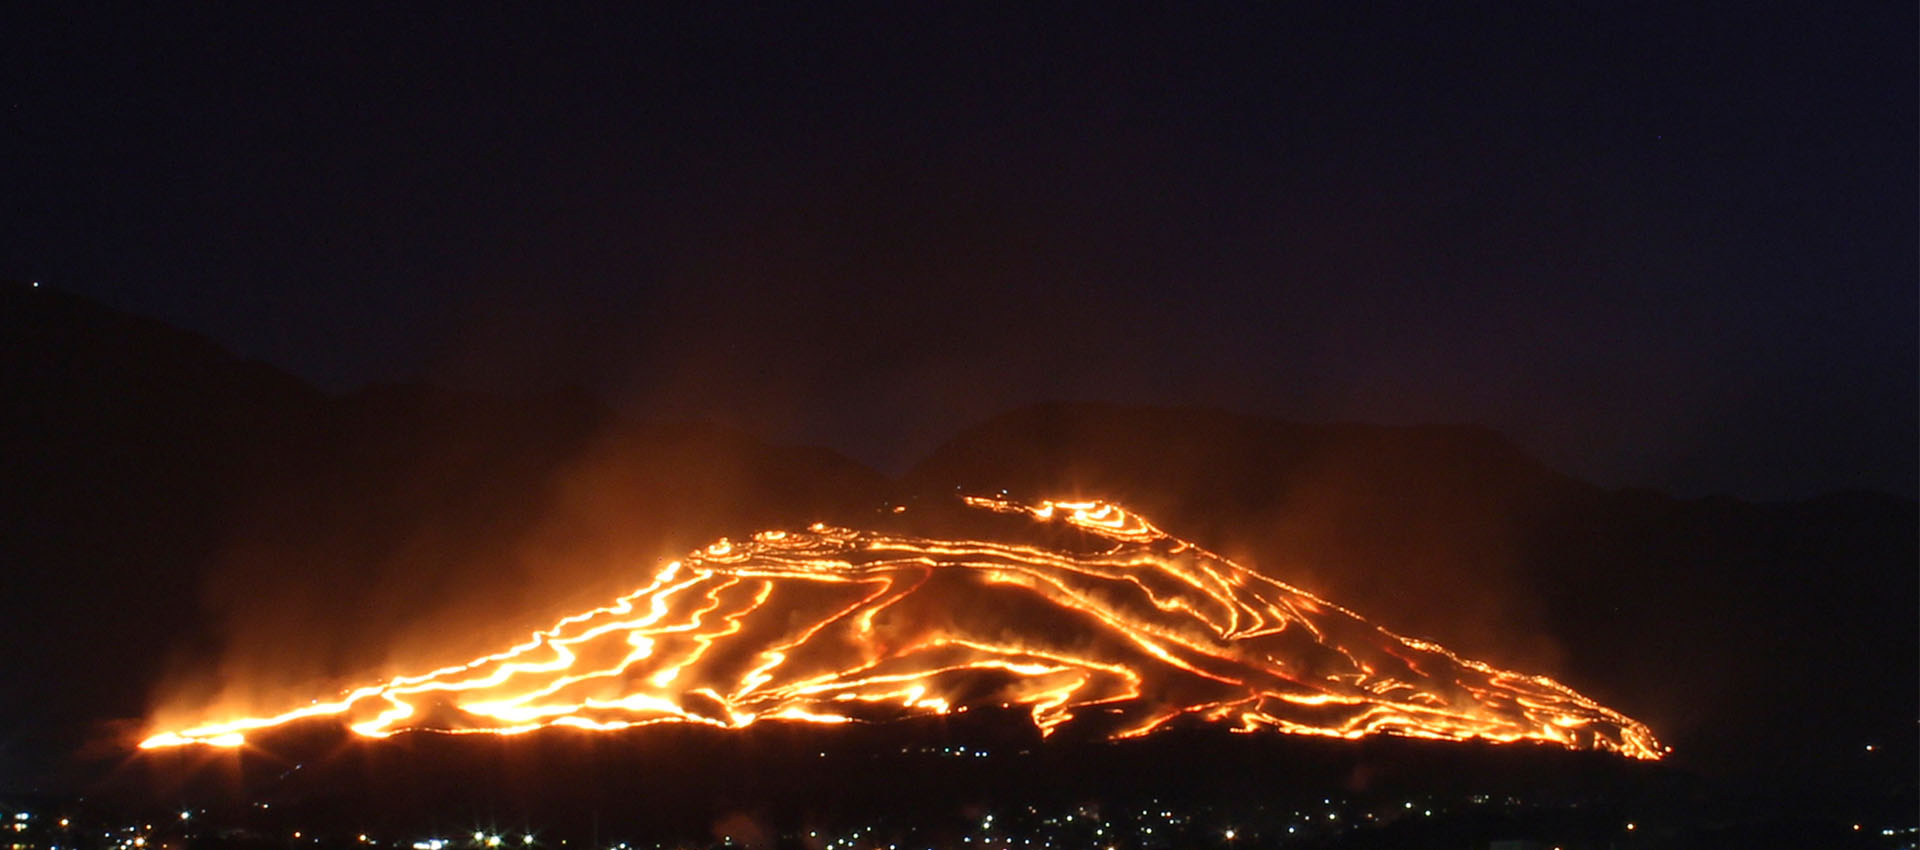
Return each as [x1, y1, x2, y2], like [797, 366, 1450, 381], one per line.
[901, 402, 1917, 790]
[0, 281, 889, 786]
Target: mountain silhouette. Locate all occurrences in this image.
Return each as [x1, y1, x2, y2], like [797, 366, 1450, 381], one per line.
[2, 280, 1911, 800]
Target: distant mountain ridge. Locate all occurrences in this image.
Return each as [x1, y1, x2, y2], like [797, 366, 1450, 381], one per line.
[1, 281, 1911, 800]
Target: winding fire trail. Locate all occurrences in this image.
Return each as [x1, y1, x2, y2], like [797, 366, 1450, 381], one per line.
[141, 497, 1663, 759]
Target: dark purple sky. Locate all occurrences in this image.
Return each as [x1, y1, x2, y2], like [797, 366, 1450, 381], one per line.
[5, 4, 1913, 498]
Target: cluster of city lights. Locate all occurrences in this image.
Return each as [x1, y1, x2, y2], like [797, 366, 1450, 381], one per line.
[2, 797, 1913, 850]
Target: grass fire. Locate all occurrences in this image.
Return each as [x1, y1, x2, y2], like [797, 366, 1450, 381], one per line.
[141, 496, 1662, 759]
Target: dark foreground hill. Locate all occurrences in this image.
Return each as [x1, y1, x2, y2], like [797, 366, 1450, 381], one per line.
[106, 713, 1685, 840]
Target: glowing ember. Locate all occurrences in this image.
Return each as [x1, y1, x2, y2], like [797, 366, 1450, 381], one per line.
[141, 497, 1662, 758]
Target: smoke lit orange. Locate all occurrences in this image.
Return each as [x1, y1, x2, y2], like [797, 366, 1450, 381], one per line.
[141, 497, 1662, 759]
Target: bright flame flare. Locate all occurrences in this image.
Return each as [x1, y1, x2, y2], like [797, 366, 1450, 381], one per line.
[142, 497, 1662, 759]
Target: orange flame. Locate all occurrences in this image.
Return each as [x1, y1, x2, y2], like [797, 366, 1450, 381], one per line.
[141, 497, 1662, 759]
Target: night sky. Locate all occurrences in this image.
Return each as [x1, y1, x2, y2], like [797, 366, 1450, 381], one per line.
[5, 4, 1913, 499]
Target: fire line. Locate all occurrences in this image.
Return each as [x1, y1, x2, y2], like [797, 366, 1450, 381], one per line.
[141, 497, 1663, 759]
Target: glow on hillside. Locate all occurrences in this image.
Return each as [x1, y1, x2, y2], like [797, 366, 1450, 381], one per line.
[141, 497, 1662, 759]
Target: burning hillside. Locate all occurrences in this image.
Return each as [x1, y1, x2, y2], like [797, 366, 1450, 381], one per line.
[142, 496, 1662, 759]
